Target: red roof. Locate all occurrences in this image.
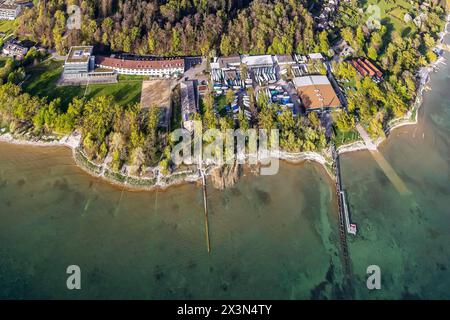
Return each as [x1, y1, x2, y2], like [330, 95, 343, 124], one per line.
[95, 56, 184, 70]
[351, 58, 383, 79]
[198, 84, 208, 92]
[351, 60, 369, 77]
[357, 58, 376, 77]
[361, 58, 383, 78]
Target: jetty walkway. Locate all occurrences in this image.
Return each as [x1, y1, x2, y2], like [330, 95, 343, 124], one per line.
[331, 145, 356, 282]
[356, 123, 377, 151]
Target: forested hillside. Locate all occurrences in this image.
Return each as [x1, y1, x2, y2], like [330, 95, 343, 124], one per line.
[16, 0, 315, 56]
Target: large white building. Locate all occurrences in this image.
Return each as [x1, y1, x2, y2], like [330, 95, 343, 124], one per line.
[0, 1, 21, 20]
[211, 54, 279, 88]
[62, 46, 116, 84]
[95, 55, 185, 78]
[2, 41, 27, 59]
[240, 54, 275, 69]
[63, 46, 94, 78]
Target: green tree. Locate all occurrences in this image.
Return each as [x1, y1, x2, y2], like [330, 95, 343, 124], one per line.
[318, 31, 330, 55]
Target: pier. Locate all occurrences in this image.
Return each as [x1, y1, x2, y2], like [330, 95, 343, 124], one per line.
[340, 190, 357, 235]
[355, 123, 377, 151]
[331, 145, 355, 280]
[199, 166, 211, 254]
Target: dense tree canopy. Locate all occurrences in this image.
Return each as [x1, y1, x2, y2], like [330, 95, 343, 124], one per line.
[16, 0, 318, 56]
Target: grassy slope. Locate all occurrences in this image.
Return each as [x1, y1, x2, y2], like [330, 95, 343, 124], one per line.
[0, 57, 9, 68]
[365, 0, 416, 35]
[22, 59, 142, 111]
[0, 20, 15, 35]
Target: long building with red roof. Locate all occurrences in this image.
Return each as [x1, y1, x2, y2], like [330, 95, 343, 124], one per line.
[350, 58, 383, 81]
[95, 55, 185, 77]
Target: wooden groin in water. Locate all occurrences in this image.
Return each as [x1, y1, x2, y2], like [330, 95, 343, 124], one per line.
[200, 168, 211, 254]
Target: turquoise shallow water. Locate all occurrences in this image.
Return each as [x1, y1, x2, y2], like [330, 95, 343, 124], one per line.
[0, 150, 344, 299]
[1, 42, 450, 301]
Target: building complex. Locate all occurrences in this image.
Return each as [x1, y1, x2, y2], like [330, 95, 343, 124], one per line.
[61, 45, 345, 129]
[62, 46, 116, 85]
[210, 52, 341, 113]
[2, 40, 27, 59]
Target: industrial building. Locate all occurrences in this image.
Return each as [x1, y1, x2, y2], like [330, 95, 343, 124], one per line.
[180, 80, 198, 132]
[210, 54, 279, 90]
[293, 75, 341, 112]
[275, 54, 296, 66]
[210, 56, 248, 90]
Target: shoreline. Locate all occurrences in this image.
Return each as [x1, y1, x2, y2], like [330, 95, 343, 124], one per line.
[0, 52, 442, 190]
[0, 131, 335, 190]
[1, 15, 448, 191]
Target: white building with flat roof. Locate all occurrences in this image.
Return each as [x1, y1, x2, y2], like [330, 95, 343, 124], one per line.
[63, 46, 94, 77]
[61, 46, 117, 85]
[240, 55, 275, 68]
[0, 1, 21, 20]
[292, 75, 331, 87]
[308, 53, 324, 61]
[275, 54, 296, 66]
[2, 41, 27, 59]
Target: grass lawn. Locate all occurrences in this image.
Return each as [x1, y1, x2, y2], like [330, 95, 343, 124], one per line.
[22, 59, 142, 111]
[365, 0, 416, 36]
[0, 56, 9, 68]
[342, 79, 356, 90]
[0, 20, 15, 36]
[117, 74, 149, 81]
[333, 127, 360, 146]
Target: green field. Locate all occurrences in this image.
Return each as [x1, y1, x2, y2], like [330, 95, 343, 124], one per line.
[117, 74, 149, 81]
[0, 20, 15, 36]
[365, 0, 416, 35]
[0, 57, 9, 68]
[22, 59, 142, 111]
[333, 127, 360, 146]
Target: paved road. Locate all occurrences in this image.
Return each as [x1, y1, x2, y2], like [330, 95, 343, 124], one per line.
[321, 112, 334, 140]
[184, 57, 207, 82]
[324, 61, 347, 108]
